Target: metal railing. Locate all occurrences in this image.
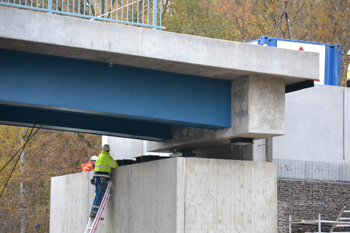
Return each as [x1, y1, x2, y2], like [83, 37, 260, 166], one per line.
[0, 0, 164, 29]
[274, 159, 350, 182]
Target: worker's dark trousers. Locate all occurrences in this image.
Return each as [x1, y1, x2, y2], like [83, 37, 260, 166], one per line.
[91, 177, 109, 214]
[347, 79, 350, 87]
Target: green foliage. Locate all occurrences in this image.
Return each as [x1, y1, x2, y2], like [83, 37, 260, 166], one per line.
[163, 0, 226, 39]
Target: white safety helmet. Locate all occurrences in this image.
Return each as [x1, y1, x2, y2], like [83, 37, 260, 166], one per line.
[102, 144, 110, 152]
[347, 50, 350, 56]
[90, 155, 98, 161]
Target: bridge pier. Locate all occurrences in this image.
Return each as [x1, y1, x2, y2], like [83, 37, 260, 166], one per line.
[50, 158, 277, 233]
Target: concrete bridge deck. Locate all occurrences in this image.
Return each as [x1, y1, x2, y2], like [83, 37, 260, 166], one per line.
[0, 7, 318, 84]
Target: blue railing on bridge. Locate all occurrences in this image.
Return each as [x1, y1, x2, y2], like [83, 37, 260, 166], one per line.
[0, 0, 164, 29]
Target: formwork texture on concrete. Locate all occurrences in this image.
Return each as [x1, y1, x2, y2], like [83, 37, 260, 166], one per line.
[50, 157, 277, 233]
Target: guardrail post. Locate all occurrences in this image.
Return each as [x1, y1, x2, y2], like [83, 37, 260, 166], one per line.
[48, 0, 52, 13]
[152, 0, 157, 29]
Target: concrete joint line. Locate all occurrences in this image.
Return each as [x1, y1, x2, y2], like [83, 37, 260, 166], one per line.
[343, 88, 346, 180]
[128, 166, 131, 232]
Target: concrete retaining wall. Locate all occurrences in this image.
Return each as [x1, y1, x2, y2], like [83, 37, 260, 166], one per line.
[273, 85, 347, 164]
[50, 158, 277, 233]
[344, 88, 350, 163]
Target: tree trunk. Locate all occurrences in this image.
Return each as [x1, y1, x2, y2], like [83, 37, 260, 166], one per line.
[20, 132, 27, 233]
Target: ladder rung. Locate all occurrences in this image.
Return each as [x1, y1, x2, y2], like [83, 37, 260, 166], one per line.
[84, 181, 112, 233]
[344, 210, 350, 213]
[340, 218, 350, 220]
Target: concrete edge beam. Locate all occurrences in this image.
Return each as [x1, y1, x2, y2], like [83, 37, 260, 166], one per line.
[0, 7, 319, 84]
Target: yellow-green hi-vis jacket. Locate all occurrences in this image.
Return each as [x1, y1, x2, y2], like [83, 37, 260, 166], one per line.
[347, 63, 350, 80]
[94, 151, 118, 178]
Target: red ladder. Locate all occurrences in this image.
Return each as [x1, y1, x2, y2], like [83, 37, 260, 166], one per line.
[84, 181, 112, 233]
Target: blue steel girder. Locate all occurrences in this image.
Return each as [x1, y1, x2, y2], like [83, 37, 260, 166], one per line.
[0, 104, 172, 141]
[0, 49, 231, 140]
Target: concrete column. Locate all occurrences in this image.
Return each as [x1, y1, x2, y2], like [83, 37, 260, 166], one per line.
[266, 138, 273, 162]
[253, 139, 267, 162]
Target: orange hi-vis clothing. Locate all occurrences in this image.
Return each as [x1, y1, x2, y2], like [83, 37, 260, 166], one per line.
[81, 161, 94, 172]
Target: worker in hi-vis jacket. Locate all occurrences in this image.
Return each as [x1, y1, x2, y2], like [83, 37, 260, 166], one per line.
[90, 144, 118, 219]
[81, 155, 97, 172]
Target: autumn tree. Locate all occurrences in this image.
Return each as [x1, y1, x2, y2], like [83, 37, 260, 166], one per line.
[0, 126, 23, 232]
[0, 125, 101, 232]
[162, 0, 227, 39]
[162, 0, 350, 86]
[303, 0, 350, 86]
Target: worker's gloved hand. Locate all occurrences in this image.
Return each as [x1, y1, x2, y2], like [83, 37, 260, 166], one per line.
[90, 178, 95, 185]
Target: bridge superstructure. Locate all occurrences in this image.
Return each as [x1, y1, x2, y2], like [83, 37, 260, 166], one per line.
[0, 6, 319, 148]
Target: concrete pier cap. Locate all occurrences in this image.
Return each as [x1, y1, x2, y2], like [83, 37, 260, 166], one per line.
[0, 7, 319, 152]
[147, 76, 286, 152]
